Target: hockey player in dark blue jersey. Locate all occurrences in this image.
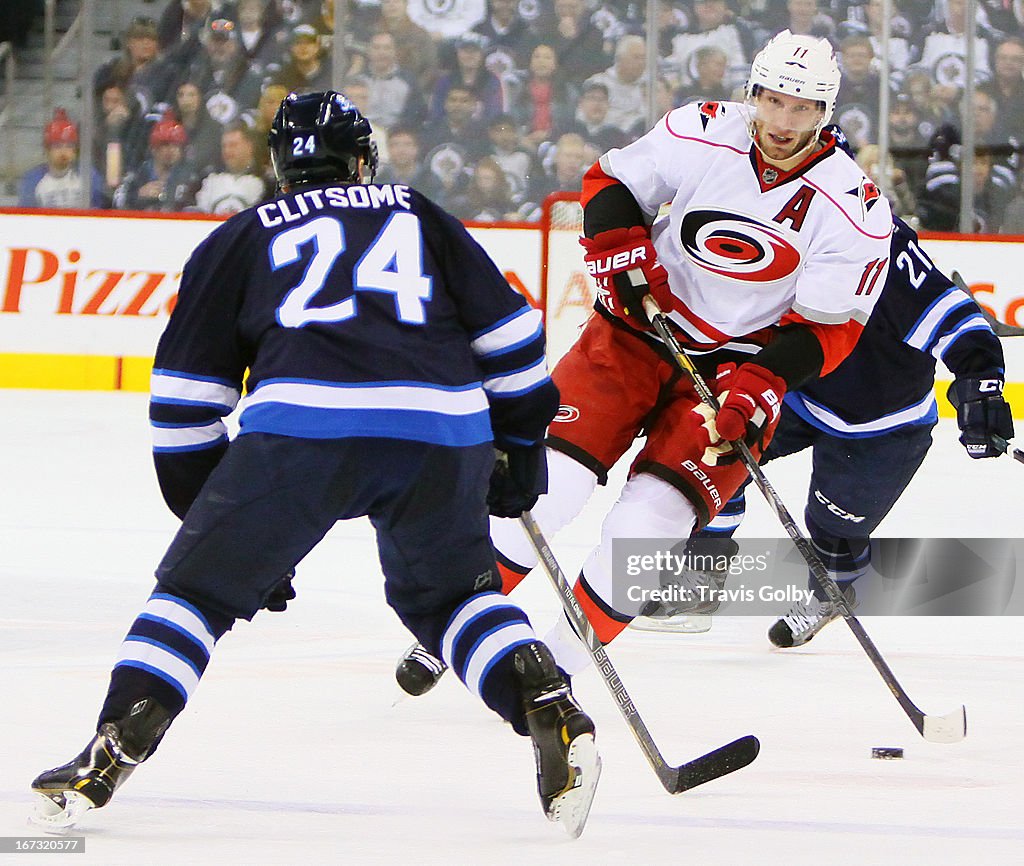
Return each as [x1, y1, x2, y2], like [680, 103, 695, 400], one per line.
[640, 211, 1014, 645]
[30, 91, 600, 838]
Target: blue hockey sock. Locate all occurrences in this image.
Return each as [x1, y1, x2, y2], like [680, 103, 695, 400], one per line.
[99, 589, 232, 730]
[699, 489, 745, 537]
[806, 515, 870, 601]
[439, 592, 537, 735]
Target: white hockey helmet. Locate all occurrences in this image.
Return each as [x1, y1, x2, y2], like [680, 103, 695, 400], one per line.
[745, 30, 841, 130]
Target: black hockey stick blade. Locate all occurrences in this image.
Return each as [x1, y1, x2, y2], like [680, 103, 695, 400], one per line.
[519, 511, 760, 793]
[951, 271, 1024, 337]
[668, 735, 761, 793]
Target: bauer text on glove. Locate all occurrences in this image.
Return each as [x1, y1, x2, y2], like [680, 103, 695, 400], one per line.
[695, 364, 787, 465]
[580, 226, 666, 328]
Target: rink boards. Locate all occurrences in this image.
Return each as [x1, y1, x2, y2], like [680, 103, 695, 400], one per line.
[0, 207, 1022, 416]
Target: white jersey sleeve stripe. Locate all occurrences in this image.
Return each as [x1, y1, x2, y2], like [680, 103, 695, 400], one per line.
[483, 358, 550, 397]
[151, 420, 229, 452]
[932, 314, 991, 361]
[471, 306, 543, 358]
[151, 369, 241, 409]
[905, 292, 972, 350]
[792, 390, 937, 434]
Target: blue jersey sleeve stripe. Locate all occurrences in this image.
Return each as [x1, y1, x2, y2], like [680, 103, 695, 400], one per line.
[237, 403, 493, 447]
[152, 368, 239, 387]
[787, 391, 937, 437]
[932, 316, 994, 361]
[905, 292, 972, 351]
[471, 307, 544, 358]
[470, 305, 535, 341]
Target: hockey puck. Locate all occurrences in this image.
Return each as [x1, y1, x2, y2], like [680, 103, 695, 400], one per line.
[871, 747, 904, 760]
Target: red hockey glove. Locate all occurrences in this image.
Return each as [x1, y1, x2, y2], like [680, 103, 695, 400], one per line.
[580, 226, 666, 329]
[694, 364, 787, 465]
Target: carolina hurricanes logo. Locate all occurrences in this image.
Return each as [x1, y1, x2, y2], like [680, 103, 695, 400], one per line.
[679, 210, 802, 283]
[847, 177, 881, 220]
[698, 101, 722, 130]
[555, 405, 580, 423]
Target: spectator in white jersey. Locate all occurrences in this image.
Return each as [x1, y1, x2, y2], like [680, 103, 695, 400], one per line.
[194, 122, 270, 214]
[585, 34, 649, 137]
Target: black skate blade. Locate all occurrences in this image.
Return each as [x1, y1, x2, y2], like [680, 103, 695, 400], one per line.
[662, 734, 760, 794]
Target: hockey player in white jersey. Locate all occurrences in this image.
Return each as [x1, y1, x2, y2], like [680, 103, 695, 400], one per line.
[398, 30, 895, 691]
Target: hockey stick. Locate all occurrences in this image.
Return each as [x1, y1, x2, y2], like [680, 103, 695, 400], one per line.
[519, 510, 761, 793]
[639, 291, 967, 744]
[951, 271, 1024, 337]
[992, 435, 1024, 465]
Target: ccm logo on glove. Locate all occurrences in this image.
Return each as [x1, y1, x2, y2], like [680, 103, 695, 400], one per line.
[976, 378, 1004, 394]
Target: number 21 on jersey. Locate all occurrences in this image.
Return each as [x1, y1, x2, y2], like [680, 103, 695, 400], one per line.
[270, 213, 432, 328]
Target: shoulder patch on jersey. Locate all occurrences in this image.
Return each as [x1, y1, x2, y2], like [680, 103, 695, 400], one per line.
[846, 176, 881, 220]
[698, 101, 724, 131]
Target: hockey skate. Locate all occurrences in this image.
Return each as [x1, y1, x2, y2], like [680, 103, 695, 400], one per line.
[30, 697, 171, 833]
[514, 641, 600, 838]
[768, 584, 857, 648]
[395, 642, 448, 696]
[631, 539, 737, 634]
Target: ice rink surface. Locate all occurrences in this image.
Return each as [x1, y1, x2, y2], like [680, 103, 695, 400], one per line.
[1, 390, 1021, 866]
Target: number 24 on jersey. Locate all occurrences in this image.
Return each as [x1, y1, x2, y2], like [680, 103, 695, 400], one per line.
[270, 212, 432, 328]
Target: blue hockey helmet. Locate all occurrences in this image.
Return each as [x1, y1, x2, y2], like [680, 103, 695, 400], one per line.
[269, 90, 378, 189]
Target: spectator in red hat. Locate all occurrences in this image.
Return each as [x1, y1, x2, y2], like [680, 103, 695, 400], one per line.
[18, 109, 105, 209]
[113, 113, 199, 211]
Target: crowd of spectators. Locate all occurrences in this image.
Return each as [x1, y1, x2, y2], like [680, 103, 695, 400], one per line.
[15, 0, 1024, 231]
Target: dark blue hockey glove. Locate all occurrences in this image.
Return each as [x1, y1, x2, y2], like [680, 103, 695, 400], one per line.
[487, 445, 548, 518]
[948, 377, 1014, 458]
[263, 569, 297, 612]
